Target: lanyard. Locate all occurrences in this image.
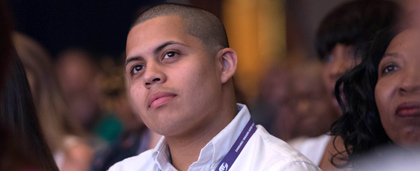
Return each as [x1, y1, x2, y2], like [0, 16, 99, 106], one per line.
[159, 118, 257, 171]
[215, 118, 257, 171]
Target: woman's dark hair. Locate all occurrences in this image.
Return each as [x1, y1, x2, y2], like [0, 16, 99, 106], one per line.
[0, 55, 58, 171]
[316, 0, 400, 61]
[330, 26, 403, 168]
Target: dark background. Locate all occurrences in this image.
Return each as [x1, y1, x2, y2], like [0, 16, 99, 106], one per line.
[6, 0, 164, 58]
[6, 0, 346, 60]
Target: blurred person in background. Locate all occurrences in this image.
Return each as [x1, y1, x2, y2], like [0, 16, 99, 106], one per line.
[90, 56, 161, 171]
[55, 48, 123, 144]
[253, 60, 335, 142]
[289, 0, 401, 170]
[285, 61, 336, 140]
[251, 62, 293, 138]
[55, 48, 104, 131]
[13, 32, 94, 171]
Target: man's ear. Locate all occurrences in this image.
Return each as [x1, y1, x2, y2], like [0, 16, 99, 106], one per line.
[217, 48, 237, 84]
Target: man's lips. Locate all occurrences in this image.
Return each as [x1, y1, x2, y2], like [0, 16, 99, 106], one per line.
[396, 101, 420, 117]
[147, 92, 177, 109]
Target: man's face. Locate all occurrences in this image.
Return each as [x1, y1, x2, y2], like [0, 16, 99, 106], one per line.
[125, 15, 222, 137]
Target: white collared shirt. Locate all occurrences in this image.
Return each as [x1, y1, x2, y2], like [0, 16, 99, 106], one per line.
[109, 104, 320, 171]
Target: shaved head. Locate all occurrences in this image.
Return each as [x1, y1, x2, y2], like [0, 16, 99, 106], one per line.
[131, 3, 229, 53]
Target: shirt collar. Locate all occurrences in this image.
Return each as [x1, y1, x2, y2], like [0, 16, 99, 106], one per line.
[153, 137, 172, 170]
[152, 103, 251, 170]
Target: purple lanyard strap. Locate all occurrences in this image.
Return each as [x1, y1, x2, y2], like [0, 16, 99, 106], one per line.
[158, 118, 257, 171]
[215, 118, 257, 171]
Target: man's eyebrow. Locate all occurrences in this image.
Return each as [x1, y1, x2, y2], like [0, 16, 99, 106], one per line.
[154, 41, 185, 55]
[126, 57, 142, 66]
[126, 41, 186, 66]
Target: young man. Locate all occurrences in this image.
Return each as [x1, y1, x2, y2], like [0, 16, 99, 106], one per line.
[110, 3, 319, 171]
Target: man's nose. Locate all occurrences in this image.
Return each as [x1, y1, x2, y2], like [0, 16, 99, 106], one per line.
[143, 63, 166, 88]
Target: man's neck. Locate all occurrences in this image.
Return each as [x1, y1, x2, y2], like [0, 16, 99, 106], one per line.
[166, 136, 209, 171]
[165, 103, 238, 171]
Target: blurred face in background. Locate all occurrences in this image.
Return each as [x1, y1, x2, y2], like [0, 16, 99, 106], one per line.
[322, 44, 361, 114]
[55, 49, 102, 129]
[291, 64, 338, 137]
[264, 63, 338, 140]
[375, 29, 420, 147]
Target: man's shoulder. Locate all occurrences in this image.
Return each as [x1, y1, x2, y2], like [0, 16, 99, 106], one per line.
[243, 125, 320, 170]
[253, 125, 305, 157]
[108, 149, 156, 171]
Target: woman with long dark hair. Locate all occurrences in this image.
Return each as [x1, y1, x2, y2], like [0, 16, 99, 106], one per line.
[0, 0, 58, 169]
[0, 55, 59, 171]
[332, 25, 420, 169]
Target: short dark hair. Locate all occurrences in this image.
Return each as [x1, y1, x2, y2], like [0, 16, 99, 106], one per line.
[130, 3, 229, 53]
[315, 0, 400, 61]
[331, 26, 403, 168]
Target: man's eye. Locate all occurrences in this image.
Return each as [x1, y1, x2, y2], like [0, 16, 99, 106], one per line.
[132, 65, 145, 74]
[163, 51, 177, 59]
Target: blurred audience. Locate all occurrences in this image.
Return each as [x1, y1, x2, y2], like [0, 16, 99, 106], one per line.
[97, 57, 138, 135]
[251, 62, 293, 138]
[55, 48, 104, 131]
[12, 32, 94, 171]
[253, 60, 335, 142]
[285, 61, 336, 138]
[55, 48, 125, 144]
